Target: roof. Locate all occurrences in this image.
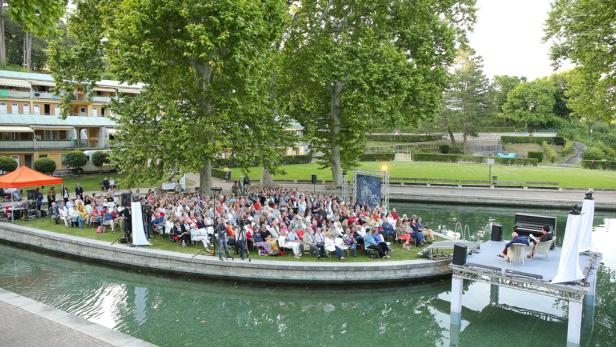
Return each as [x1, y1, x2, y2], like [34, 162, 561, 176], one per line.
[0, 114, 117, 127]
[0, 70, 143, 91]
[0, 166, 62, 188]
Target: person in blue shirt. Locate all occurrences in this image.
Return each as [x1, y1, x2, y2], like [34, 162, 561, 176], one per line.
[410, 218, 425, 246]
[498, 232, 529, 258]
[365, 229, 389, 259]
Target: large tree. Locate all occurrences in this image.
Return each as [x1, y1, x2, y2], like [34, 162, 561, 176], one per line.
[440, 48, 492, 152]
[500, 79, 558, 131]
[283, 0, 476, 187]
[544, 0, 615, 122]
[48, 0, 289, 192]
[491, 75, 526, 114]
[0, 0, 65, 67]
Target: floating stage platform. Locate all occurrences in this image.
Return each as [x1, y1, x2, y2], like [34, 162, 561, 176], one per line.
[449, 240, 602, 347]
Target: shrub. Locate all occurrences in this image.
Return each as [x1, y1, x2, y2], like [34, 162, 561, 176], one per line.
[92, 151, 111, 168]
[528, 151, 544, 162]
[438, 144, 450, 154]
[501, 136, 565, 145]
[582, 160, 616, 170]
[62, 151, 88, 171]
[33, 157, 56, 175]
[495, 157, 538, 166]
[361, 153, 394, 161]
[0, 156, 17, 173]
[412, 153, 484, 163]
[561, 139, 574, 156]
[281, 154, 312, 165]
[367, 134, 443, 143]
[583, 146, 607, 161]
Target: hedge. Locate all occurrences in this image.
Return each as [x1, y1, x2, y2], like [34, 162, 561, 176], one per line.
[412, 152, 538, 166]
[367, 134, 443, 143]
[495, 157, 538, 166]
[0, 156, 17, 173]
[33, 157, 56, 175]
[361, 153, 395, 161]
[501, 136, 565, 145]
[528, 151, 544, 162]
[412, 153, 484, 163]
[62, 151, 88, 171]
[582, 160, 616, 170]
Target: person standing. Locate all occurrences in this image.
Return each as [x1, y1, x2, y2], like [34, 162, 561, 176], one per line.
[62, 186, 70, 204]
[34, 188, 43, 214]
[47, 186, 56, 209]
[75, 184, 84, 201]
[216, 218, 232, 260]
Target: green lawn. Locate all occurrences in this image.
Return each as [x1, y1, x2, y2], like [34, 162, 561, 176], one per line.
[15, 218, 430, 262]
[231, 161, 616, 189]
[39, 174, 166, 193]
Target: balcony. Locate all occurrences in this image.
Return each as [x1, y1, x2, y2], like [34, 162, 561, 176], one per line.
[92, 96, 112, 103]
[35, 140, 74, 149]
[33, 92, 58, 100]
[0, 141, 35, 149]
[0, 89, 31, 99]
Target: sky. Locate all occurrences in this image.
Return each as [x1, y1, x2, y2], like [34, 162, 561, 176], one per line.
[467, 0, 569, 80]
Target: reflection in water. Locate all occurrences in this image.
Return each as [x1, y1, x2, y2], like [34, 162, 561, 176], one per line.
[0, 203, 614, 347]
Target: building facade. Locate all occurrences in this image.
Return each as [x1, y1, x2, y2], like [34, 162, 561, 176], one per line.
[0, 70, 141, 171]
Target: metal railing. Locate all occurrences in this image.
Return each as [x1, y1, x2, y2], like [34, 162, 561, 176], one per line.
[32, 92, 58, 99]
[389, 176, 560, 189]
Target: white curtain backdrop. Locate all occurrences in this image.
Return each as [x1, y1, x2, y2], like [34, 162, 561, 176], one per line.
[131, 201, 151, 246]
[578, 199, 595, 253]
[552, 212, 584, 284]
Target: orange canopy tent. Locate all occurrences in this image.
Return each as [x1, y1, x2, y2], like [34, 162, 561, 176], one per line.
[0, 166, 63, 222]
[0, 166, 62, 188]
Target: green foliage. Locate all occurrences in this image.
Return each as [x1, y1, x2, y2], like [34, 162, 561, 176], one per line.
[492, 75, 526, 114]
[413, 153, 484, 164]
[62, 150, 87, 170]
[528, 151, 544, 162]
[215, 154, 312, 168]
[439, 144, 450, 154]
[367, 134, 442, 143]
[439, 48, 492, 150]
[0, 155, 17, 172]
[495, 157, 538, 166]
[91, 151, 110, 168]
[501, 136, 565, 145]
[7, 0, 65, 36]
[583, 146, 607, 161]
[561, 139, 574, 156]
[49, 0, 291, 189]
[545, 0, 615, 122]
[541, 141, 558, 163]
[283, 0, 477, 185]
[1, 15, 49, 69]
[582, 160, 616, 170]
[33, 157, 56, 174]
[500, 79, 559, 130]
[360, 153, 395, 162]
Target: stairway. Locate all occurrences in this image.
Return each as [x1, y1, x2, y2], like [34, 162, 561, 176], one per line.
[394, 152, 412, 161]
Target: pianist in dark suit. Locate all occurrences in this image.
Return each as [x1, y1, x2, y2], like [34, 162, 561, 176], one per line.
[498, 232, 529, 258]
[528, 225, 554, 258]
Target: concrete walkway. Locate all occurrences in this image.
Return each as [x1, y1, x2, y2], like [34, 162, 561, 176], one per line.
[0, 288, 155, 347]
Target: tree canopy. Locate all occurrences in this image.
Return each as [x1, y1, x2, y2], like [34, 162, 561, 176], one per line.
[283, 0, 476, 186]
[500, 79, 558, 131]
[544, 0, 615, 122]
[49, 0, 290, 191]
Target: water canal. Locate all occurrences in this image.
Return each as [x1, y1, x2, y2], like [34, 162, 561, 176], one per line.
[0, 203, 614, 346]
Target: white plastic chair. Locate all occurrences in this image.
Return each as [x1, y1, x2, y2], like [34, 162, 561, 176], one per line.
[534, 238, 556, 259]
[508, 243, 527, 265]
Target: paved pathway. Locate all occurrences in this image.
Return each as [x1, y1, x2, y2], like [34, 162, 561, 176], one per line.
[0, 288, 155, 347]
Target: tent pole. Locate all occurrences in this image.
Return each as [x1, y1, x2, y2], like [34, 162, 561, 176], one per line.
[11, 190, 14, 223]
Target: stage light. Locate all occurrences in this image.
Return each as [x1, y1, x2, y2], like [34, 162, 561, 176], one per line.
[381, 165, 388, 172]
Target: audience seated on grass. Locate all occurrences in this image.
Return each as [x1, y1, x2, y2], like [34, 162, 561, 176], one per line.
[12, 184, 439, 261]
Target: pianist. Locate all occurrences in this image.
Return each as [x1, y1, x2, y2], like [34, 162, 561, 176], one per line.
[528, 225, 553, 258]
[498, 231, 529, 258]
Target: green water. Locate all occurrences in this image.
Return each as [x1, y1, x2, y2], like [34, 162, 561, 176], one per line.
[0, 203, 615, 347]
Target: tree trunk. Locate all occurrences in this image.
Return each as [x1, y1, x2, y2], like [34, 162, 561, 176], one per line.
[463, 132, 469, 154]
[260, 167, 274, 187]
[448, 127, 456, 147]
[330, 80, 343, 188]
[23, 31, 32, 70]
[199, 160, 213, 194]
[0, 2, 6, 66]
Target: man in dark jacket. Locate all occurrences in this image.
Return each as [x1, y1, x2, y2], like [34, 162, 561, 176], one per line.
[216, 218, 232, 260]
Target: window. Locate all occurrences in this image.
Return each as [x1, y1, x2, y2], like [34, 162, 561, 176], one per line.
[0, 103, 6, 113]
[54, 105, 61, 116]
[44, 104, 50, 115]
[11, 103, 18, 114]
[33, 105, 40, 115]
[39, 154, 47, 158]
[80, 107, 86, 115]
[92, 106, 98, 117]
[23, 104, 30, 114]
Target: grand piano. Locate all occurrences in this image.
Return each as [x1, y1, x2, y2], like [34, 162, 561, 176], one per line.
[513, 213, 557, 238]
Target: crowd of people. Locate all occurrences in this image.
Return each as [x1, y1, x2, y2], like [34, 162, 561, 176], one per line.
[43, 185, 435, 261]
